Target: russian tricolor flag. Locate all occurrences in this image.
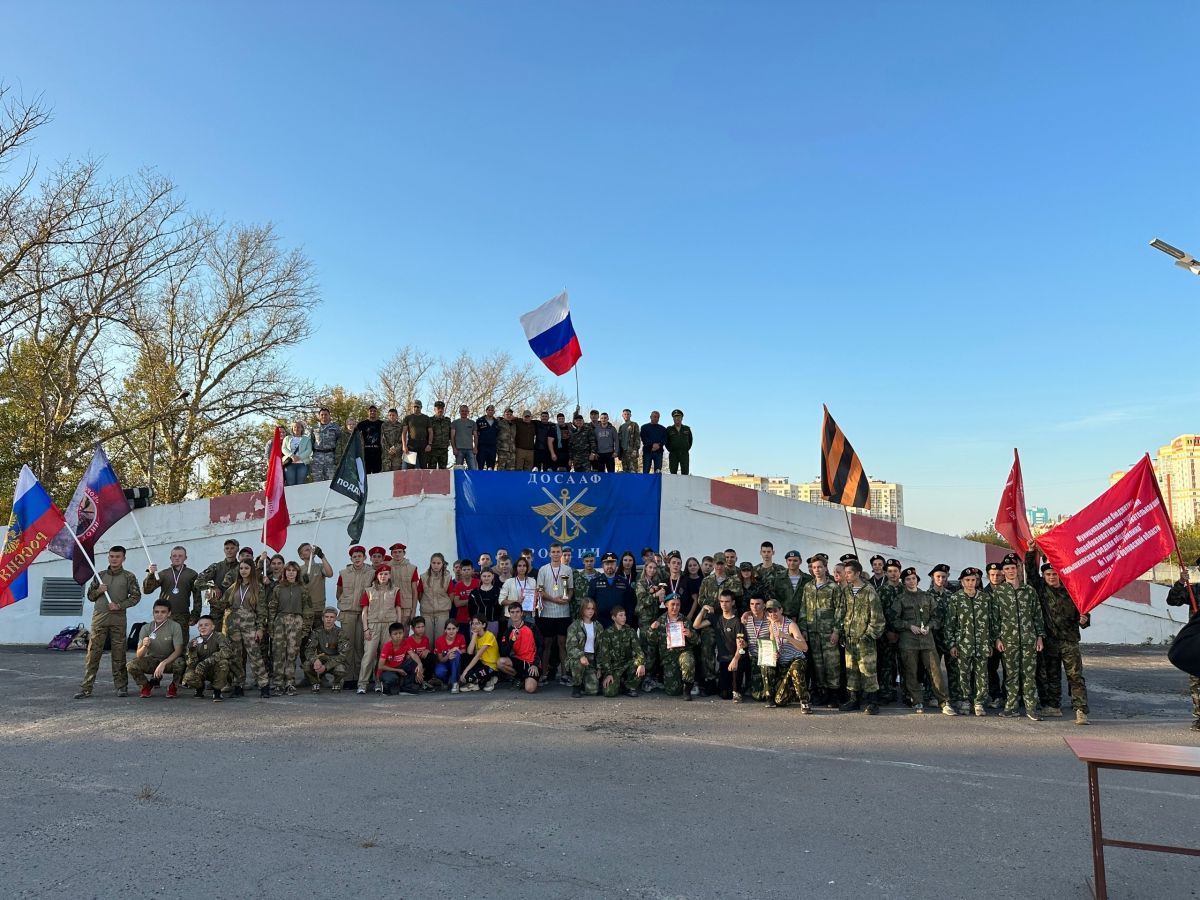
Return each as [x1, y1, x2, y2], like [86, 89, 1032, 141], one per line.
[520, 291, 582, 376]
[1, 466, 67, 609]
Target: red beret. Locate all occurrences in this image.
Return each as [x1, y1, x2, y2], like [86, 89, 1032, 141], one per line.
[349, 545, 366, 556]
[368, 546, 386, 557]
[390, 542, 407, 551]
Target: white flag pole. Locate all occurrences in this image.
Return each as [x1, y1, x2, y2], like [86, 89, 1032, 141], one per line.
[306, 482, 334, 577]
[69, 529, 112, 603]
[127, 510, 155, 572]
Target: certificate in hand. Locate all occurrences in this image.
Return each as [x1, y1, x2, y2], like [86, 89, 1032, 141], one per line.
[666, 620, 686, 649]
[757, 638, 777, 667]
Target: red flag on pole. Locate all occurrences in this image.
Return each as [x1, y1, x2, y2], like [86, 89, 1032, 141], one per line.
[262, 426, 290, 552]
[1036, 454, 1177, 616]
[995, 448, 1035, 556]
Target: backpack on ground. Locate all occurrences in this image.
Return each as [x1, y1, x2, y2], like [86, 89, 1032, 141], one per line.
[48, 624, 84, 651]
[127, 621, 147, 652]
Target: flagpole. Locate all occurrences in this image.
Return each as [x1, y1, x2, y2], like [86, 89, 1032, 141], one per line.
[306, 482, 334, 577]
[68, 528, 112, 602]
[573, 365, 581, 416]
[843, 507, 860, 559]
[126, 510, 155, 571]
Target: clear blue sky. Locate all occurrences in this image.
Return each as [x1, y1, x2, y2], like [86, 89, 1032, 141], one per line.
[6, 3, 1197, 534]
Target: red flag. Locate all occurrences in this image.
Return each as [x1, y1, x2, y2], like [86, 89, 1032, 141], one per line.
[1037, 454, 1177, 616]
[995, 448, 1035, 556]
[262, 426, 290, 552]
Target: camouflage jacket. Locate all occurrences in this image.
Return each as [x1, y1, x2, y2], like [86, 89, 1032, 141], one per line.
[565, 619, 604, 661]
[928, 586, 955, 647]
[800, 578, 839, 634]
[634, 578, 665, 632]
[651, 613, 699, 654]
[304, 625, 349, 666]
[836, 583, 885, 643]
[755, 562, 790, 598]
[877, 581, 904, 631]
[989, 581, 1044, 650]
[894, 589, 938, 651]
[698, 573, 740, 612]
[572, 569, 599, 618]
[568, 425, 596, 467]
[495, 418, 516, 454]
[381, 421, 405, 458]
[597, 624, 644, 672]
[772, 573, 809, 621]
[944, 589, 994, 658]
[186, 631, 232, 668]
[618, 420, 641, 454]
[429, 415, 452, 449]
[1025, 550, 1087, 643]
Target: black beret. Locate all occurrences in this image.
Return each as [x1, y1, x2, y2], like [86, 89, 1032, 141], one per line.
[869, 554, 885, 564]
[839, 553, 859, 563]
[900, 567, 918, 581]
[1001, 553, 1021, 567]
[959, 567, 982, 580]
[885, 558, 902, 569]
[985, 562, 1002, 572]
[928, 564, 950, 577]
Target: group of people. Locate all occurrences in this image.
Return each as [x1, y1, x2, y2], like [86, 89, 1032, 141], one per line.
[72, 536, 1133, 731]
[277, 402, 695, 484]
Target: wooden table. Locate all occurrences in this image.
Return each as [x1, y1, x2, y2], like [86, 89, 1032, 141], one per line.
[1064, 736, 1200, 899]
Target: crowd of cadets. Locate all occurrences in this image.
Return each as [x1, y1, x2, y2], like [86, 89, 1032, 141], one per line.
[287, 403, 694, 483]
[72, 537, 1114, 727]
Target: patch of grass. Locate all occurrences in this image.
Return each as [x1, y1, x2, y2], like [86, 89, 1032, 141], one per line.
[135, 785, 158, 802]
[360, 838, 377, 849]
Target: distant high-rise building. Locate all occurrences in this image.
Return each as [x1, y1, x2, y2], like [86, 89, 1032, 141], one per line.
[1115, 434, 1200, 528]
[1028, 506, 1050, 527]
[715, 471, 904, 524]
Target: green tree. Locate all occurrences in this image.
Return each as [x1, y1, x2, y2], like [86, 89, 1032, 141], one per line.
[961, 521, 1011, 548]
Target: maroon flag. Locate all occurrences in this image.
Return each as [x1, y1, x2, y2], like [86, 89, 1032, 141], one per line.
[1037, 455, 1177, 615]
[995, 448, 1034, 556]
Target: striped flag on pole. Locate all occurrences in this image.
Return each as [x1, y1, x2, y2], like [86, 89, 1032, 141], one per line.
[820, 405, 870, 509]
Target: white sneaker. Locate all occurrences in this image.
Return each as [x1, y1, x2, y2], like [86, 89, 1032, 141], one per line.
[374, 685, 383, 694]
[483, 676, 498, 692]
[356, 687, 366, 695]
[941, 703, 957, 716]
[451, 684, 460, 694]
[689, 684, 700, 696]
[974, 705, 986, 717]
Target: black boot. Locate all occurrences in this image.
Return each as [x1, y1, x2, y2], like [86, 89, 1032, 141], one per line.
[864, 691, 879, 715]
[232, 685, 244, 698]
[838, 690, 860, 711]
[212, 689, 223, 703]
[193, 687, 206, 698]
[260, 686, 271, 698]
[683, 682, 693, 701]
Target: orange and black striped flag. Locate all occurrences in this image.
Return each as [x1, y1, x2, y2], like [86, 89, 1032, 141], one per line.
[820, 405, 870, 509]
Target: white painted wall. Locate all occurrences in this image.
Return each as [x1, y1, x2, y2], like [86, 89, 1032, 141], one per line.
[0, 473, 1180, 645]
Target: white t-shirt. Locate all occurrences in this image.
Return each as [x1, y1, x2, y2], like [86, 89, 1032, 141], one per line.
[535, 564, 573, 619]
[583, 621, 595, 653]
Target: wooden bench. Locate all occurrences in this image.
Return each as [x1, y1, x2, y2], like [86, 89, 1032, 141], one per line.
[1064, 736, 1200, 899]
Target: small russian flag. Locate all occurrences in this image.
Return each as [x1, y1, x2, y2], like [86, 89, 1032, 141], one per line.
[520, 291, 582, 376]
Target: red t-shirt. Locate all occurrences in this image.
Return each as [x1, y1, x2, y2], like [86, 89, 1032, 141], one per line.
[434, 633, 467, 657]
[449, 578, 479, 623]
[508, 624, 536, 663]
[397, 635, 430, 658]
[378, 640, 407, 670]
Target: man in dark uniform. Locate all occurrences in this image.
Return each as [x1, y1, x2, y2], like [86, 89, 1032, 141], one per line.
[354, 405, 384, 474]
[587, 552, 636, 627]
[982, 561, 1007, 708]
[665, 409, 693, 475]
[401, 400, 432, 469]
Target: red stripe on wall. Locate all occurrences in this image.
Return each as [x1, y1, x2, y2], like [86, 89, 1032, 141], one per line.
[209, 491, 264, 524]
[1111, 579, 1151, 606]
[710, 481, 759, 515]
[985, 544, 1010, 565]
[393, 469, 452, 497]
[849, 513, 897, 548]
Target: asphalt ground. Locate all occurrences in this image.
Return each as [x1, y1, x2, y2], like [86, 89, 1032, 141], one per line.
[1, 645, 1197, 900]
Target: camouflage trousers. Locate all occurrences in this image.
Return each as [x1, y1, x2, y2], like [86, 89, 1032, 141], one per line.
[619, 451, 639, 473]
[79, 616, 128, 693]
[126, 654, 185, 687]
[210, 600, 229, 633]
[763, 658, 810, 707]
[603, 660, 642, 697]
[639, 628, 660, 680]
[271, 613, 308, 690]
[696, 627, 718, 685]
[427, 447, 449, 469]
[338, 610, 364, 683]
[570, 453, 591, 473]
[844, 638, 879, 694]
[225, 608, 268, 688]
[569, 652, 599, 695]
[1037, 639, 1089, 713]
[303, 656, 347, 689]
[809, 630, 841, 691]
[495, 449, 515, 471]
[183, 656, 229, 691]
[935, 636, 961, 703]
[875, 635, 897, 700]
[311, 454, 337, 481]
[1191, 675, 1200, 720]
[901, 648, 946, 705]
[660, 646, 696, 696]
[1002, 644, 1038, 713]
[954, 654, 990, 707]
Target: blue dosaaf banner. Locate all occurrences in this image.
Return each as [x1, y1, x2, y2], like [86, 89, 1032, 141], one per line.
[455, 471, 661, 565]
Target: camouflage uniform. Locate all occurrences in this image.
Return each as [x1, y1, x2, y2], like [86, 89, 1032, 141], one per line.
[222, 583, 269, 689]
[182, 631, 232, 692]
[303, 625, 350, 689]
[634, 579, 665, 676]
[801, 578, 842, 695]
[761, 617, 810, 708]
[310, 420, 342, 481]
[428, 414, 451, 469]
[895, 589, 947, 706]
[126, 620, 186, 687]
[876, 580, 904, 703]
[618, 418, 640, 473]
[572, 568, 599, 619]
[196, 557, 239, 632]
[495, 417, 516, 470]
[944, 587, 994, 708]
[1026, 552, 1089, 714]
[1165, 580, 1200, 727]
[565, 618, 603, 695]
[268, 582, 313, 692]
[773, 573, 808, 620]
[755, 562, 790, 599]
[836, 582, 885, 695]
[568, 424, 596, 472]
[990, 580, 1045, 715]
[79, 566, 141, 695]
[142, 565, 203, 644]
[381, 419, 406, 471]
[928, 585, 959, 704]
[597, 622, 645, 696]
[652, 614, 698, 695]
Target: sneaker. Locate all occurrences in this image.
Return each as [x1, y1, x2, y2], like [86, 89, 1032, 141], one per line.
[732, 692, 743, 703]
[451, 684, 459, 694]
[765, 700, 776, 708]
[139, 685, 153, 699]
[913, 703, 924, 714]
[974, 705, 986, 717]
[483, 676, 498, 693]
[626, 689, 639, 698]
[331, 686, 343, 693]
[72, 690, 91, 700]
[1042, 706, 1063, 718]
[558, 673, 572, 686]
[1075, 710, 1090, 726]
[166, 683, 178, 699]
[998, 708, 1017, 718]
[800, 703, 812, 715]
[374, 684, 383, 694]
[116, 688, 128, 698]
[689, 684, 700, 696]
[421, 681, 435, 692]
[212, 690, 223, 703]
[956, 701, 971, 715]
[462, 683, 480, 692]
[311, 684, 321, 694]
[941, 703, 957, 716]
[1026, 711, 1042, 722]
[194, 688, 206, 698]
[864, 702, 879, 715]
[285, 685, 297, 696]
[571, 687, 582, 699]
[356, 687, 367, 695]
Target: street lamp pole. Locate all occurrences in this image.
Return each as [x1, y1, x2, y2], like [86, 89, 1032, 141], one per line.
[1150, 238, 1200, 275]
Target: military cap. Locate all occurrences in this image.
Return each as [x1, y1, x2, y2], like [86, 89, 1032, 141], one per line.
[806, 555, 823, 565]
[368, 546, 386, 557]
[738, 562, 754, 572]
[1000, 553, 1021, 567]
[712, 554, 727, 566]
[389, 542, 407, 551]
[928, 563, 950, 577]
[784, 550, 802, 560]
[869, 554, 886, 564]
[839, 553, 859, 563]
[601, 551, 618, 562]
[374, 564, 391, 576]
[1040, 562, 1056, 573]
[349, 545, 366, 556]
[885, 558, 902, 569]
[985, 562, 1002, 573]
[238, 547, 255, 557]
[671, 409, 683, 416]
[764, 599, 783, 611]
[900, 566, 918, 581]
[581, 550, 595, 559]
[959, 567, 982, 580]
[641, 547, 656, 556]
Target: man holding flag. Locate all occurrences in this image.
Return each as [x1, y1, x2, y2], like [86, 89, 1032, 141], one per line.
[75, 544, 142, 699]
